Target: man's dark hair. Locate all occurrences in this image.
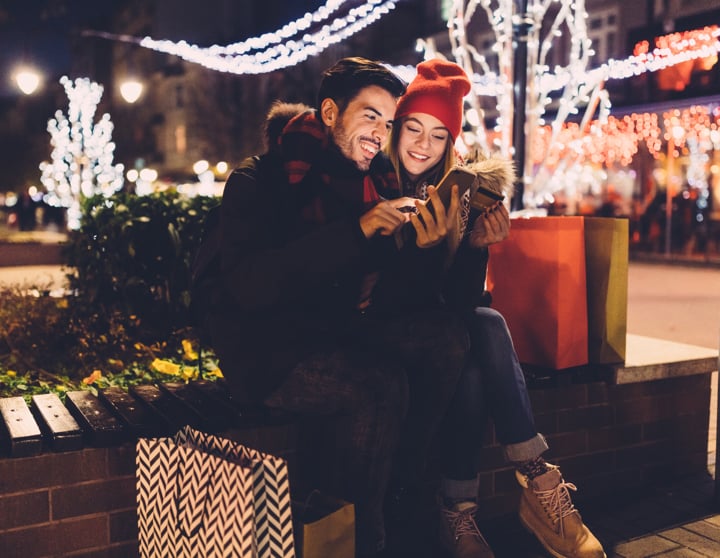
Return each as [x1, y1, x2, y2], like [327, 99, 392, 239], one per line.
[316, 57, 407, 113]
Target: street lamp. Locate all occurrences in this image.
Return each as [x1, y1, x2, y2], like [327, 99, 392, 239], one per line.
[13, 67, 42, 95]
[119, 79, 143, 103]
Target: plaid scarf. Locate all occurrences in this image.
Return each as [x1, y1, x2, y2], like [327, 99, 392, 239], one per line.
[281, 110, 400, 224]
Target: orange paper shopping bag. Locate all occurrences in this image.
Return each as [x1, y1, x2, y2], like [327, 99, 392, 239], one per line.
[487, 216, 589, 369]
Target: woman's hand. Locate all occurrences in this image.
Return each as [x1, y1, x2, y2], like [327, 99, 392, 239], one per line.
[410, 184, 460, 248]
[468, 202, 510, 249]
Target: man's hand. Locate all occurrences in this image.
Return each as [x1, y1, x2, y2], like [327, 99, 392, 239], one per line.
[359, 200, 409, 238]
[410, 184, 460, 248]
[388, 197, 418, 213]
[468, 202, 510, 248]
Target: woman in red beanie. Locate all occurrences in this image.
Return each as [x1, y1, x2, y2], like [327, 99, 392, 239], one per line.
[384, 58, 606, 558]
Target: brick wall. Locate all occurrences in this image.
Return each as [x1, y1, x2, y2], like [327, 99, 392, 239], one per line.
[0, 372, 712, 557]
[0, 446, 137, 557]
[475, 372, 712, 519]
[0, 422, 297, 558]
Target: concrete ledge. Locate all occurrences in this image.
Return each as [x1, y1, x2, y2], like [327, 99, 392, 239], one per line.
[613, 334, 718, 384]
[0, 241, 66, 267]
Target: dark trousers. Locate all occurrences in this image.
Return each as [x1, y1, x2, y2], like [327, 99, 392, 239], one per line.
[262, 306, 469, 555]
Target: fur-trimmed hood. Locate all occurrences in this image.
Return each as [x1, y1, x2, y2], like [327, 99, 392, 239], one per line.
[466, 155, 516, 199]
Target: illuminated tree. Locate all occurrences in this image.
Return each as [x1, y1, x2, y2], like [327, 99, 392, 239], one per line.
[39, 76, 124, 229]
[436, 3, 719, 207]
[431, 0, 607, 207]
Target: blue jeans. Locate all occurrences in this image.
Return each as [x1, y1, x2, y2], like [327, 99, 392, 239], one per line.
[436, 306, 548, 496]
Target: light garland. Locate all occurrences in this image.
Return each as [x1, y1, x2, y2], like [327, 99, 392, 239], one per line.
[85, 0, 399, 75]
[80, 2, 720, 209]
[211, 0, 347, 55]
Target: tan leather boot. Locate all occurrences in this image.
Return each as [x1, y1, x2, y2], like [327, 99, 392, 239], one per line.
[439, 503, 496, 558]
[517, 465, 606, 558]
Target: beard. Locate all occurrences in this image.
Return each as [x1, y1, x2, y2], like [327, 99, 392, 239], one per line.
[331, 119, 374, 172]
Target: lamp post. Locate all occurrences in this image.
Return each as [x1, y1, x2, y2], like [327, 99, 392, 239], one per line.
[511, 0, 532, 210]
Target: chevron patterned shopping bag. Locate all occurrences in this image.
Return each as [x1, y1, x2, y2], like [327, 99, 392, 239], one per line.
[137, 425, 295, 558]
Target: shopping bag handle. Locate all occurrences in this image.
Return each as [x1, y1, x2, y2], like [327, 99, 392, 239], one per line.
[299, 489, 323, 516]
[175, 447, 214, 538]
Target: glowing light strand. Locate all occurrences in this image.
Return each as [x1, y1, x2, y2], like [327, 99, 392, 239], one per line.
[212, 0, 347, 55]
[439, 3, 720, 207]
[93, 0, 399, 75]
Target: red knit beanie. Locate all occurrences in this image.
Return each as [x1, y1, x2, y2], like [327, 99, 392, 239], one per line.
[394, 58, 472, 140]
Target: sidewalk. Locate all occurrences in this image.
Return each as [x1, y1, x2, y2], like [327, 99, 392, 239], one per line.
[480, 470, 720, 557]
[0, 226, 67, 267]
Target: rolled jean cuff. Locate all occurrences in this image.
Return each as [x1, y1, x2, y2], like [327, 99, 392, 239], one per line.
[440, 477, 478, 502]
[503, 433, 548, 463]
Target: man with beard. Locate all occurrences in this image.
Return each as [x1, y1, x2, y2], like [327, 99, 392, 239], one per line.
[203, 58, 469, 557]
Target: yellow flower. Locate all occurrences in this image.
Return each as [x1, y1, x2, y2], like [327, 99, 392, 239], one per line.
[82, 369, 103, 385]
[208, 368, 224, 378]
[6, 370, 17, 377]
[181, 366, 199, 381]
[151, 358, 181, 376]
[107, 358, 124, 371]
[181, 339, 199, 361]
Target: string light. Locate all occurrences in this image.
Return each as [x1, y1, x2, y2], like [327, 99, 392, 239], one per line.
[85, 0, 399, 75]
[80, 3, 719, 207]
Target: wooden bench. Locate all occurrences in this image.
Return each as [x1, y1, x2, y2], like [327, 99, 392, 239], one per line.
[0, 379, 292, 459]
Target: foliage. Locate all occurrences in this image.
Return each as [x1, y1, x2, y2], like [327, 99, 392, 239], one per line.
[63, 189, 220, 337]
[0, 282, 223, 403]
[0, 189, 224, 402]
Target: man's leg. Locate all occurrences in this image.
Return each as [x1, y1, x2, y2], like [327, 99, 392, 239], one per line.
[373, 305, 470, 489]
[263, 348, 409, 558]
[367, 306, 470, 555]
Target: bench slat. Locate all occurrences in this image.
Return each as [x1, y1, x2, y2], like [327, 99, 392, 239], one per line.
[31, 393, 83, 452]
[0, 397, 43, 457]
[99, 386, 172, 437]
[130, 384, 203, 431]
[159, 382, 237, 432]
[65, 390, 126, 446]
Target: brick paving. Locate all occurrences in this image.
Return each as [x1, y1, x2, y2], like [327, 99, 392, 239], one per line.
[476, 470, 720, 557]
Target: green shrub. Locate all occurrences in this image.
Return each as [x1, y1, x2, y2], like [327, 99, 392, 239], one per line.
[0, 189, 224, 401]
[64, 190, 220, 336]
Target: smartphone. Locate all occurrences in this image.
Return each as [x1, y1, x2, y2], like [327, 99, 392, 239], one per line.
[433, 166, 477, 211]
[396, 166, 478, 247]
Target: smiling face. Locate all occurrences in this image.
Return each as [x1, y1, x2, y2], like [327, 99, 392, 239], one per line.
[397, 112, 451, 181]
[322, 85, 398, 172]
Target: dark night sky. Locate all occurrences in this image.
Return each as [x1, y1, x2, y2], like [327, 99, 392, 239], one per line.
[0, 0, 330, 98]
[0, 0, 122, 96]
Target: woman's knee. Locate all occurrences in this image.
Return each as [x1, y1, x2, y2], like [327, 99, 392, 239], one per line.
[469, 307, 512, 340]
